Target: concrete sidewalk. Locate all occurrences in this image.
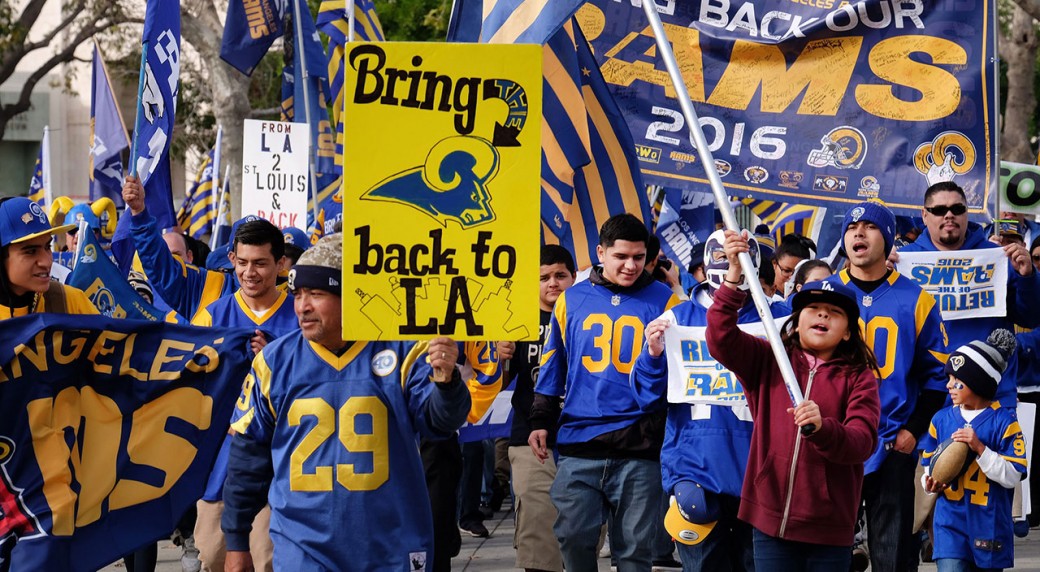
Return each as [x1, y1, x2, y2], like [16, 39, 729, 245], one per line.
[102, 507, 1040, 571]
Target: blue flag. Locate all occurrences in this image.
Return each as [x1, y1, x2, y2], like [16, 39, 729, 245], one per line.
[656, 189, 715, 271]
[27, 130, 49, 207]
[67, 229, 166, 321]
[132, 0, 181, 232]
[282, 3, 340, 212]
[0, 314, 254, 571]
[221, 0, 286, 75]
[90, 43, 129, 206]
[178, 149, 217, 240]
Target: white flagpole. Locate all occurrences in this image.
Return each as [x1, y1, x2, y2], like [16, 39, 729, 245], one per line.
[42, 126, 54, 208]
[291, 0, 321, 228]
[211, 124, 223, 227]
[638, 3, 810, 424]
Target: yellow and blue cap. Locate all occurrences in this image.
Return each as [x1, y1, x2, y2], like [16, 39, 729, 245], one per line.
[0, 197, 76, 248]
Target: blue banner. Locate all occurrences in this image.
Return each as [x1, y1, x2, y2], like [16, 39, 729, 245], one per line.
[90, 44, 129, 206]
[133, 0, 181, 231]
[577, 0, 997, 216]
[655, 189, 715, 271]
[67, 229, 166, 321]
[221, 0, 286, 75]
[0, 315, 253, 571]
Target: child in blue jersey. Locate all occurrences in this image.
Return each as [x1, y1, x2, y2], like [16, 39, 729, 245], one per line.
[633, 228, 789, 571]
[922, 330, 1027, 571]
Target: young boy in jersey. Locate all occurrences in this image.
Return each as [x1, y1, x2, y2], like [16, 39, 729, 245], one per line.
[922, 330, 1027, 571]
[530, 214, 682, 572]
[191, 219, 298, 572]
[500, 245, 575, 572]
[222, 233, 471, 572]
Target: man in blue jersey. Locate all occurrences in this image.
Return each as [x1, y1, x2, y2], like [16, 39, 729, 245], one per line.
[222, 233, 471, 571]
[192, 219, 299, 572]
[633, 228, 789, 571]
[530, 214, 682, 572]
[826, 200, 949, 572]
[899, 181, 1040, 407]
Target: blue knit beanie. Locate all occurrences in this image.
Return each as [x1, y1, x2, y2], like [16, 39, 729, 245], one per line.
[842, 200, 896, 255]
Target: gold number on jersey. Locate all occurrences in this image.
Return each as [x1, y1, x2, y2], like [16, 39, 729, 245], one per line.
[861, 316, 897, 379]
[580, 313, 644, 374]
[288, 396, 390, 492]
[943, 463, 990, 507]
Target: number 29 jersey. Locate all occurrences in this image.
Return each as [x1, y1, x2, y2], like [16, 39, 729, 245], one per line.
[230, 333, 455, 571]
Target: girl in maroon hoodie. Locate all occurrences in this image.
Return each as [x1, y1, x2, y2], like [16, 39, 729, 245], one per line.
[706, 230, 881, 571]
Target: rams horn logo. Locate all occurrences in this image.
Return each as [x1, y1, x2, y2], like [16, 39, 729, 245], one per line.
[807, 126, 867, 170]
[914, 131, 975, 186]
[80, 244, 98, 264]
[744, 166, 768, 184]
[950, 355, 965, 370]
[714, 159, 732, 177]
[287, 269, 297, 291]
[851, 207, 866, 222]
[363, 136, 499, 228]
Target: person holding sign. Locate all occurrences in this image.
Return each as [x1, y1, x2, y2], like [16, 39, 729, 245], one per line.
[529, 214, 682, 572]
[222, 233, 471, 572]
[900, 181, 1040, 408]
[631, 228, 790, 571]
[706, 229, 881, 571]
[829, 200, 949, 572]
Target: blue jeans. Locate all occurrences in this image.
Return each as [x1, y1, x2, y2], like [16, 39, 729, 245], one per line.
[752, 528, 850, 572]
[935, 558, 1002, 572]
[862, 450, 919, 572]
[676, 494, 753, 572]
[550, 455, 662, 572]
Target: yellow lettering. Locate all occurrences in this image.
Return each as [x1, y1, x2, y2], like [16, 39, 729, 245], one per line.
[856, 36, 965, 121]
[186, 345, 221, 374]
[53, 331, 87, 365]
[709, 37, 862, 115]
[11, 331, 50, 377]
[88, 331, 127, 375]
[119, 334, 147, 382]
[150, 339, 195, 381]
[26, 387, 121, 535]
[601, 25, 705, 101]
[109, 388, 213, 510]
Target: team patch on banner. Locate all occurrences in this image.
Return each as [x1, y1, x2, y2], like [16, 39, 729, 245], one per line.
[0, 315, 254, 571]
[342, 42, 542, 341]
[665, 317, 787, 404]
[896, 249, 1008, 321]
[575, 0, 997, 216]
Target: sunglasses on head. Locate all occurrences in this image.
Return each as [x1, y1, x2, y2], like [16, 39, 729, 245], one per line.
[924, 204, 967, 217]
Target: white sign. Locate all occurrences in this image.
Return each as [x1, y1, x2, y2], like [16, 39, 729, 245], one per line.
[664, 313, 788, 405]
[240, 119, 309, 231]
[895, 249, 1009, 321]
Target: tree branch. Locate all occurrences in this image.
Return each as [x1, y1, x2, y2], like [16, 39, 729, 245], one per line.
[250, 107, 280, 118]
[1013, 0, 1040, 23]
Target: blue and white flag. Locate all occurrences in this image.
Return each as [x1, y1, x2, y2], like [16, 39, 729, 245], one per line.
[90, 42, 129, 206]
[67, 227, 165, 321]
[132, 0, 181, 232]
[27, 129, 49, 207]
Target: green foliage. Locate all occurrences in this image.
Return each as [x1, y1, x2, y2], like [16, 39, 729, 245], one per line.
[374, 0, 452, 41]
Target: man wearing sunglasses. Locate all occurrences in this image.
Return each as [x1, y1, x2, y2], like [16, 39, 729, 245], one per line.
[902, 181, 1040, 409]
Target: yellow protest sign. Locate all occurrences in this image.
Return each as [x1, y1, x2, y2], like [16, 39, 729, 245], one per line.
[342, 42, 541, 341]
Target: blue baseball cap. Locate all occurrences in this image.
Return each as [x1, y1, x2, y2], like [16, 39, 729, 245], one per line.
[282, 227, 310, 251]
[0, 197, 75, 248]
[792, 280, 860, 323]
[664, 481, 719, 546]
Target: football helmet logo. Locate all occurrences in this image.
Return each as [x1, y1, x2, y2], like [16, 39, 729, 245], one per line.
[807, 126, 867, 170]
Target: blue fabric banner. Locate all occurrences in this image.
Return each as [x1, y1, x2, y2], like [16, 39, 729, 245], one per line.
[221, 0, 286, 75]
[0, 315, 254, 571]
[67, 229, 167, 321]
[577, 0, 998, 216]
[90, 44, 129, 206]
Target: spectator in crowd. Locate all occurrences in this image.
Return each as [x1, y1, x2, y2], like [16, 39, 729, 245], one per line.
[705, 229, 880, 571]
[771, 234, 816, 299]
[828, 200, 948, 572]
[222, 233, 471, 571]
[501, 245, 575, 572]
[530, 214, 682, 572]
[792, 260, 832, 293]
[0, 196, 96, 317]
